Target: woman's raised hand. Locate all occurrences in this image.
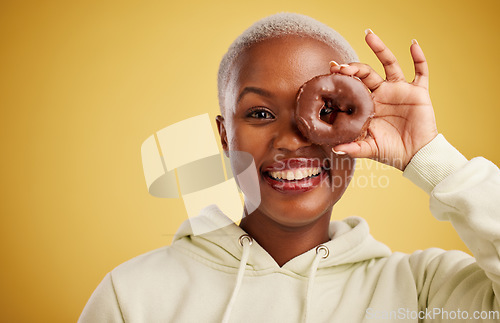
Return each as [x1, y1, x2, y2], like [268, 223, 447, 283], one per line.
[330, 29, 438, 171]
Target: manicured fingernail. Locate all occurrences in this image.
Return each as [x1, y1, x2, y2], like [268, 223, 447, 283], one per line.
[332, 148, 347, 155]
[329, 60, 340, 67]
[339, 64, 349, 68]
[365, 28, 374, 35]
[411, 39, 419, 45]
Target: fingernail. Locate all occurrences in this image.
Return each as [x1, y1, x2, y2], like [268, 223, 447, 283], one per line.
[365, 28, 374, 35]
[329, 60, 340, 67]
[332, 148, 347, 155]
[339, 64, 349, 68]
[411, 39, 419, 45]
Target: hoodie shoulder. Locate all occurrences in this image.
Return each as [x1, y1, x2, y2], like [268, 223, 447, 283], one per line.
[112, 246, 171, 276]
[110, 244, 203, 285]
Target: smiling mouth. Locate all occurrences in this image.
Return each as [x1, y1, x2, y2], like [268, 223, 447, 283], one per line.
[262, 158, 329, 193]
[266, 167, 323, 181]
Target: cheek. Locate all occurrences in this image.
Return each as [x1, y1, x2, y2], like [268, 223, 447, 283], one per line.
[329, 156, 355, 191]
[228, 125, 270, 157]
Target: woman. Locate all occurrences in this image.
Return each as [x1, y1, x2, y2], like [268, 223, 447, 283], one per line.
[80, 13, 500, 322]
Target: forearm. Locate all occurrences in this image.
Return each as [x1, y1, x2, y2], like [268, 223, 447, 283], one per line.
[404, 135, 500, 313]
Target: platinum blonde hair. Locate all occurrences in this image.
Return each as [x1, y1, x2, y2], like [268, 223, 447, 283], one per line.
[217, 12, 359, 114]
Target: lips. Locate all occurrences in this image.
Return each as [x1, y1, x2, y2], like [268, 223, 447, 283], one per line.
[262, 158, 329, 193]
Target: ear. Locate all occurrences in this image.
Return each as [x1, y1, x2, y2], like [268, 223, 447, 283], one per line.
[216, 115, 229, 156]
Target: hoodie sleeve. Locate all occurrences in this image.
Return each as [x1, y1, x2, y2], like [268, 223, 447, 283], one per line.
[403, 134, 500, 318]
[78, 273, 125, 323]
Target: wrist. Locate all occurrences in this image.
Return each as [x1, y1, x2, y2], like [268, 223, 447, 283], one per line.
[403, 134, 468, 194]
[402, 131, 439, 171]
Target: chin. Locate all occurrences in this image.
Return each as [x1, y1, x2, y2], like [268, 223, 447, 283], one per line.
[255, 194, 337, 228]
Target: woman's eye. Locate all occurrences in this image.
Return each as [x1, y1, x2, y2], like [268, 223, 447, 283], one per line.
[248, 109, 274, 119]
[320, 107, 334, 115]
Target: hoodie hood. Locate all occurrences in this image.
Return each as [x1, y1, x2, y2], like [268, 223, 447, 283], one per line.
[173, 205, 391, 276]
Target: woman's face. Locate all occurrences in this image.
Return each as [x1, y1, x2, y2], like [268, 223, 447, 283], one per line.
[217, 35, 355, 228]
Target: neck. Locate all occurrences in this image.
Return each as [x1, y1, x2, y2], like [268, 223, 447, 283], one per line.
[239, 210, 332, 267]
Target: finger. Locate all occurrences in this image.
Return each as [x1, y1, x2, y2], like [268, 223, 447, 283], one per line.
[330, 63, 357, 75]
[333, 138, 377, 159]
[410, 39, 429, 89]
[365, 29, 405, 82]
[331, 62, 385, 92]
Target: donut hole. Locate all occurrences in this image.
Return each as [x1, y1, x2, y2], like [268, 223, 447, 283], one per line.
[320, 99, 338, 124]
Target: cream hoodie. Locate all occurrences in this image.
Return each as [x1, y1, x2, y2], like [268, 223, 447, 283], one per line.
[79, 135, 500, 322]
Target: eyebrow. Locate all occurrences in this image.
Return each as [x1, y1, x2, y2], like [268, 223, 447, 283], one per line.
[237, 87, 273, 103]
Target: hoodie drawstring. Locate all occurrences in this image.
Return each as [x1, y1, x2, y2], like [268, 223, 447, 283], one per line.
[303, 244, 329, 323]
[222, 234, 253, 323]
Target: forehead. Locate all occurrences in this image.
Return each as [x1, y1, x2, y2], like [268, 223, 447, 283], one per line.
[230, 36, 345, 100]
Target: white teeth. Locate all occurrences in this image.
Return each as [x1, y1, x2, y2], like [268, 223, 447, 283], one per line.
[268, 167, 322, 181]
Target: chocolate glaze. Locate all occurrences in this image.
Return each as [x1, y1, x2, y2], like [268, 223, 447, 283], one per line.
[296, 73, 374, 146]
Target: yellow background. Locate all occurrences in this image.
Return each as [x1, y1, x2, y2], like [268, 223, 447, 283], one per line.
[1, 0, 499, 321]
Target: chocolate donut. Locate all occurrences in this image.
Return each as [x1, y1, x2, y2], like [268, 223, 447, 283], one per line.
[295, 73, 374, 146]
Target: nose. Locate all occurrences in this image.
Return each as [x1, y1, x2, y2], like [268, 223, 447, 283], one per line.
[272, 115, 312, 152]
